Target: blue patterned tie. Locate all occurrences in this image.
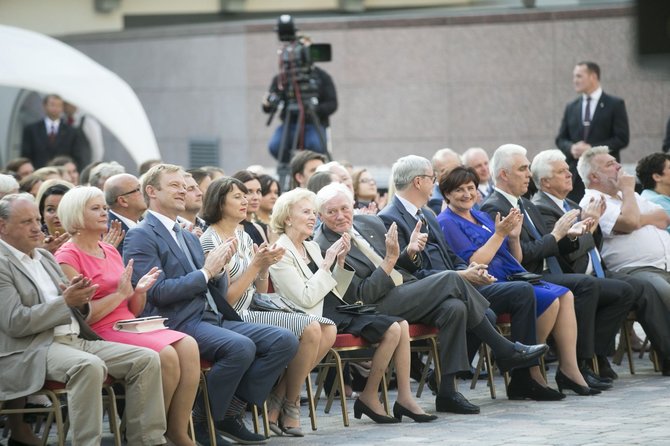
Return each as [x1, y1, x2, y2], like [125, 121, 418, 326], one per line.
[518, 199, 562, 274]
[562, 201, 604, 278]
[173, 223, 220, 314]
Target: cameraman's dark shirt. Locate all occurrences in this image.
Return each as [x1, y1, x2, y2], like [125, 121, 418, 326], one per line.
[263, 66, 337, 127]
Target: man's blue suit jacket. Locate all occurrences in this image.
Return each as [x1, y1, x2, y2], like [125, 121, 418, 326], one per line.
[123, 211, 240, 331]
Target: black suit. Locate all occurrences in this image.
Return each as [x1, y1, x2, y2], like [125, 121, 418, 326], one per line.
[21, 120, 82, 169]
[533, 191, 669, 359]
[555, 91, 629, 200]
[481, 190, 608, 360]
[377, 197, 539, 361]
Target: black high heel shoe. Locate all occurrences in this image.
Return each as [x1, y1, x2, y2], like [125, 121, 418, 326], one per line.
[392, 402, 438, 423]
[555, 369, 601, 396]
[353, 398, 400, 423]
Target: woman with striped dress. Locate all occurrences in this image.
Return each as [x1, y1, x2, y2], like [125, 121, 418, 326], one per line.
[199, 176, 336, 437]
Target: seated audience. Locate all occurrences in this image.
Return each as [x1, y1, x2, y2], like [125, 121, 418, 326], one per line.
[636, 152, 670, 232]
[199, 177, 336, 436]
[55, 186, 200, 446]
[89, 162, 125, 190]
[232, 170, 270, 245]
[290, 150, 326, 189]
[123, 164, 298, 445]
[352, 168, 385, 212]
[316, 162, 353, 192]
[462, 147, 494, 202]
[0, 174, 20, 198]
[47, 155, 80, 185]
[0, 193, 166, 445]
[18, 173, 43, 197]
[306, 171, 338, 194]
[437, 167, 593, 396]
[428, 148, 462, 214]
[36, 180, 74, 253]
[269, 188, 437, 424]
[138, 159, 162, 176]
[5, 157, 34, 180]
[104, 173, 147, 256]
[32, 167, 62, 181]
[188, 168, 213, 196]
[178, 172, 207, 235]
[255, 174, 280, 229]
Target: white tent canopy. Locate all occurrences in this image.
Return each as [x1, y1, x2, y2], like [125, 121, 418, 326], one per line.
[0, 24, 160, 163]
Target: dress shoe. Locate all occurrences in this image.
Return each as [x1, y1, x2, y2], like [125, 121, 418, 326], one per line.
[435, 392, 480, 414]
[193, 421, 233, 446]
[506, 377, 565, 401]
[496, 342, 549, 372]
[580, 367, 613, 391]
[392, 402, 438, 422]
[596, 356, 618, 380]
[662, 359, 670, 377]
[555, 369, 600, 396]
[216, 416, 267, 445]
[8, 438, 43, 446]
[353, 398, 400, 423]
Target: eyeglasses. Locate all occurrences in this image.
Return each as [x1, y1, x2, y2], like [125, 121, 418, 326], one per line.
[117, 187, 140, 198]
[415, 174, 437, 183]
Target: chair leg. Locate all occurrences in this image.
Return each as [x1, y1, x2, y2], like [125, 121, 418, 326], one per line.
[482, 344, 496, 399]
[200, 371, 217, 446]
[251, 405, 259, 434]
[331, 350, 349, 427]
[591, 355, 600, 375]
[261, 402, 270, 438]
[103, 385, 121, 446]
[305, 374, 317, 431]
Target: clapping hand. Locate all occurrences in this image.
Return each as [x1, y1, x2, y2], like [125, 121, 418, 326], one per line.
[495, 209, 523, 238]
[60, 274, 98, 308]
[136, 265, 162, 294]
[42, 231, 70, 254]
[103, 220, 125, 248]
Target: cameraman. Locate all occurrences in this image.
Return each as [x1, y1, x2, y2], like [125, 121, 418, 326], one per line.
[262, 36, 338, 162]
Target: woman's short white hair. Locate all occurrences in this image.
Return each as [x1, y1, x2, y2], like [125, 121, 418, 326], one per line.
[490, 144, 527, 184]
[530, 150, 566, 189]
[58, 186, 105, 234]
[270, 187, 317, 234]
[315, 182, 354, 213]
[392, 155, 432, 191]
[577, 146, 610, 188]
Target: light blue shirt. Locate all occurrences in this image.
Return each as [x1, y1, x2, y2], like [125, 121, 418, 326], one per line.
[640, 189, 670, 233]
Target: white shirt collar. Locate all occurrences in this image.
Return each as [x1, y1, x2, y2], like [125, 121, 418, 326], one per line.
[396, 194, 420, 219]
[583, 87, 602, 103]
[149, 210, 179, 240]
[0, 238, 41, 262]
[494, 187, 520, 208]
[543, 191, 566, 211]
[44, 117, 60, 129]
[109, 209, 138, 229]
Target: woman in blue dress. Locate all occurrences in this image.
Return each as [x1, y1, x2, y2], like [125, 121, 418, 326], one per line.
[437, 166, 596, 396]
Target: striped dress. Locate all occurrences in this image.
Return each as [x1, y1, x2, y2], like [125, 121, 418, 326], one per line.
[200, 226, 334, 337]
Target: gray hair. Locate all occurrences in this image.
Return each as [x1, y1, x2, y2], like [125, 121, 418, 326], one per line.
[0, 174, 20, 198]
[315, 182, 354, 214]
[392, 155, 432, 191]
[530, 150, 567, 189]
[58, 186, 105, 233]
[462, 147, 488, 167]
[270, 188, 317, 235]
[0, 193, 36, 220]
[490, 144, 527, 184]
[431, 148, 461, 168]
[89, 162, 125, 189]
[577, 146, 610, 187]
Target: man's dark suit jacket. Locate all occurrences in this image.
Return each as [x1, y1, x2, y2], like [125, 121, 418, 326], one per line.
[532, 191, 601, 274]
[555, 91, 629, 199]
[378, 195, 468, 279]
[480, 191, 579, 274]
[123, 211, 240, 332]
[314, 214, 420, 304]
[21, 120, 81, 169]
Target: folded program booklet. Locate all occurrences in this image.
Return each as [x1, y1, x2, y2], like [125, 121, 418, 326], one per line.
[113, 316, 168, 333]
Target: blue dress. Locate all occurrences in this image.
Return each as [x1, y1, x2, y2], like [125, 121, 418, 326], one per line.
[437, 207, 568, 316]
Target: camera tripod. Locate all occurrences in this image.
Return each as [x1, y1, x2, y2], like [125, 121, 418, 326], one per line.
[276, 100, 331, 191]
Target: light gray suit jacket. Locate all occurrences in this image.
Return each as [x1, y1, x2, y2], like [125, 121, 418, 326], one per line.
[0, 244, 97, 400]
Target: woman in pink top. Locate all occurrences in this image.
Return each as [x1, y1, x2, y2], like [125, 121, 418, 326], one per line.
[55, 187, 200, 446]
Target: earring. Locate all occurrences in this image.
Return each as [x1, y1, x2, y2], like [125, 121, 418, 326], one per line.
[288, 222, 292, 227]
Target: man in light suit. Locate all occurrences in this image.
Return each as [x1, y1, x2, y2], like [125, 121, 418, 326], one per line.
[531, 148, 670, 377]
[0, 194, 166, 446]
[556, 61, 629, 201]
[21, 94, 82, 169]
[318, 179, 549, 410]
[104, 173, 147, 256]
[481, 144, 632, 389]
[123, 164, 298, 446]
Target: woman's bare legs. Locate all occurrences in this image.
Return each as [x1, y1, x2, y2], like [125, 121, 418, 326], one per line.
[393, 321, 427, 414]
[551, 292, 589, 387]
[357, 322, 401, 416]
[163, 336, 200, 446]
[531, 299, 560, 385]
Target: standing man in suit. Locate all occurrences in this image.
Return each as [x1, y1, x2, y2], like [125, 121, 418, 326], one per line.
[481, 144, 632, 388]
[21, 94, 82, 169]
[556, 61, 629, 201]
[104, 173, 147, 257]
[315, 183, 549, 411]
[0, 193, 166, 446]
[124, 164, 298, 446]
[530, 149, 660, 378]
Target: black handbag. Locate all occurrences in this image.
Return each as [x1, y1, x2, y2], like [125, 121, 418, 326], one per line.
[506, 272, 543, 285]
[336, 303, 378, 315]
[249, 293, 305, 314]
